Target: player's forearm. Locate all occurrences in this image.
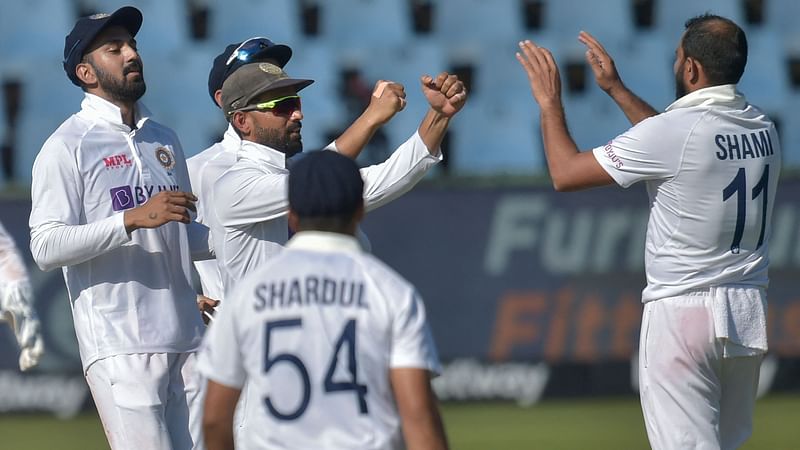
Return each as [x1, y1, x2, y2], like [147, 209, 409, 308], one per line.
[417, 108, 450, 156]
[539, 105, 581, 191]
[359, 131, 440, 212]
[606, 82, 658, 125]
[30, 215, 130, 272]
[334, 110, 383, 159]
[203, 424, 234, 450]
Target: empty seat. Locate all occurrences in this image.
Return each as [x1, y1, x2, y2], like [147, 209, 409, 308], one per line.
[764, 0, 800, 38]
[87, 0, 192, 57]
[607, 34, 675, 114]
[14, 61, 85, 183]
[433, 0, 526, 45]
[449, 97, 544, 175]
[208, 0, 301, 48]
[545, 0, 634, 47]
[737, 30, 789, 114]
[318, 0, 413, 48]
[0, 0, 74, 64]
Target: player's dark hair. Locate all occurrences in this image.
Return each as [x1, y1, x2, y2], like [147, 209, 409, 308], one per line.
[294, 213, 358, 233]
[681, 14, 748, 85]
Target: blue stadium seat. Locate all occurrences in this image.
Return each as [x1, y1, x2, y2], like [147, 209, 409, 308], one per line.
[449, 97, 544, 175]
[318, 0, 413, 48]
[14, 61, 85, 183]
[737, 30, 789, 115]
[433, 0, 526, 45]
[208, 0, 301, 48]
[764, 0, 800, 38]
[562, 94, 632, 151]
[606, 35, 674, 113]
[653, 0, 745, 42]
[545, 0, 634, 46]
[351, 39, 449, 146]
[89, 0, 192, 57]
[0, 0, 74, 63]
[143, 47, 226, 157]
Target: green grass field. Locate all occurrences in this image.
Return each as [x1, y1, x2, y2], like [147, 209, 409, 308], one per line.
[1, 394, 798, 449]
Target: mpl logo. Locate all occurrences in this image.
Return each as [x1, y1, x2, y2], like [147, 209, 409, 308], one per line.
[110, 186, 135, 211]
[103, 154, 133, 169]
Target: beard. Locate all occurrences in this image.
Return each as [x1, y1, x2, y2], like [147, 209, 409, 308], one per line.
[253, 122, 303, 157]
[91, 60, 146, 103]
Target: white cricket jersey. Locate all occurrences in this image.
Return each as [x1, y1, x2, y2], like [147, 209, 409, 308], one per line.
[593, 85, 780, 302]
[29, 93, 208, 371]
[187, 124, 240, 301]
[199, 231, 440, 450]
[213, 131, 440, 294]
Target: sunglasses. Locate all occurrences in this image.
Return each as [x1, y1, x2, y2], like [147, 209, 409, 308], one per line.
[225, 37, 277, 69]
[232, 95, 302, 116]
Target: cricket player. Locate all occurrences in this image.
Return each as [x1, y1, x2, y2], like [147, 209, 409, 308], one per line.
[213, 62, 466, 295]
[517, 14, 778, 449]
[200, 150, 448, 450]
[0, 220, 43, 371]
[188, 37, 407, 302]
[29, 7, 212, 449]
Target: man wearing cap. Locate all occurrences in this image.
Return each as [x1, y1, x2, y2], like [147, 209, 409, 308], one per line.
[200, 150, 449, 450]
[213, 62, 466, 295]
[29, 7, 212, 449]
[188, 37, 406, 302]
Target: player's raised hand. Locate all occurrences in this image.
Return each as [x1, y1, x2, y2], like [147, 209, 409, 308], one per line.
[421, 72, 467, 118]
[365, 80, 407, 125]
[516, 40, 562, 110]
[124, 191, 197, 232]
[579, 31, 622, 94]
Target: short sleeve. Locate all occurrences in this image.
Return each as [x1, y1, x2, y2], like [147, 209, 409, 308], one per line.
[197, 300, 247, 389]
[591, 114, 685, 188]
[390, 289, 441, 375]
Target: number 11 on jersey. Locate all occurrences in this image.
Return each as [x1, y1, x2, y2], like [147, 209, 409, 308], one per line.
[722, 165, 769, 254]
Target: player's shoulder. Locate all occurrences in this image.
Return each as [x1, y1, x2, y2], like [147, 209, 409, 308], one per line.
[354, 252, 417, 297]
[37, 114, 92, 159]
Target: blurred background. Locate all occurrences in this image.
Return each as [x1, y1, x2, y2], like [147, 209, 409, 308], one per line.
[0, 0, 798, 448]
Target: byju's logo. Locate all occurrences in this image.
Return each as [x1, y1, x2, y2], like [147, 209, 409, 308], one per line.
[110, 186, 135, 211]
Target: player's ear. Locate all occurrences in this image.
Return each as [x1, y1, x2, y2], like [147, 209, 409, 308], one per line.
[76, 61, 97, 86]
[686, 57, 702, 84]
[230, 111, 250, 135]
[288, 209, 300, 233]
[214, 90, 224, 108]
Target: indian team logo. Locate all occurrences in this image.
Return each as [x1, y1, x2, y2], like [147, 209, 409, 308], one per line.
[89, 13, 110, 19]
[155, 146, 175, 170]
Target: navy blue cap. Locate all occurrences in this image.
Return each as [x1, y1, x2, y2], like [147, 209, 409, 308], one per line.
[289, 151, 364, 218]
[207, 38, 292, 105]
[63, 6, 143, 86]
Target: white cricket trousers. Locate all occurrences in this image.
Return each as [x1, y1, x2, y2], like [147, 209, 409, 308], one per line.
[639, 295, 763, 450]
[85, 352, 205, 450]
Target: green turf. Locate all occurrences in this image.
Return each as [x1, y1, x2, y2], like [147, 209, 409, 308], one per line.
[0, 394, 797, 449]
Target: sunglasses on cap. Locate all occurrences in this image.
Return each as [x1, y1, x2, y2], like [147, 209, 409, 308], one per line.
[231, 95, 302, 116]
[225, 37, 278, 67]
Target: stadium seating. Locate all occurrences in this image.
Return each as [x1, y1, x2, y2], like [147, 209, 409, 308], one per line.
[0, 0, 75, 64]
[764, 0, 800, 38]
[318, 0, 413, 48]
[738, 29, 790, 115]
[433, 0, 526, 45]
[88, 0, 192, 57]
[652, 0, 746, 42]
[207, 0, 301, 48]
[544, 0, 635, 47]
[13, 60, 85, 181]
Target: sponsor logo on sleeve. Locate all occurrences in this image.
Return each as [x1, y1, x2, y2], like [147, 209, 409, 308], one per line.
[602, 143, 624, 169]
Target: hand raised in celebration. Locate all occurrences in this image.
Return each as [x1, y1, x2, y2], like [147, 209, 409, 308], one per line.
[124, 191, 197, 233]
[516, 40, 562, 110]
[578, 31, 623, 94]
[364, 80, 407, 126]
[421, 72, 467, 118]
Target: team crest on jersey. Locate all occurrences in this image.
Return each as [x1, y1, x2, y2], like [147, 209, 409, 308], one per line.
[155, 146, 175, 171]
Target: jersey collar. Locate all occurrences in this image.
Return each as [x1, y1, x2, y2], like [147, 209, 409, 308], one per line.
[286, 231, 363, 254]
[237, 139, 287, 171]
[666, 84, 746, 112]
[221, 124, 241, 153]
[80, 93, 150, 131]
